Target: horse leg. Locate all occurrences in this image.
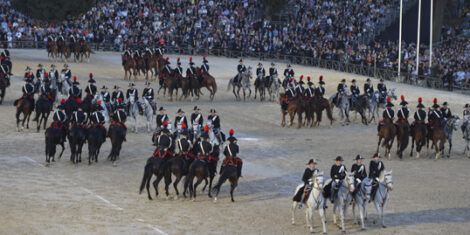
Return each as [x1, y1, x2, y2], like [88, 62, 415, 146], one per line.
[448, 138, 452, 158]
[376, 137, 382, 154]
[319, 207, 327, 234]
[173, 175, 183, 200]
[192, 178, 204, 201]
[35, 112, 41, 132]
[230, 179, 237, 202]
[153, 175, 163, 199]
[164, 172, 171, 200]
[434, 140, 440, 160]
[26, 113, 31, 129]
[291, 202, 297, 224]
[333, 204, 337, 225]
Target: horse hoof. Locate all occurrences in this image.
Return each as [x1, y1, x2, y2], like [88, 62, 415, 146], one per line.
[174, 195, 178, 200]
[191, 199, 195, 202]
[213, 198, 217, 203]
[382, 225, 387, 228]
[361, 227, 366, 230]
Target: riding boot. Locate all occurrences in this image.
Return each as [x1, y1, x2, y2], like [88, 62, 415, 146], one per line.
[152, 103, 156, 115]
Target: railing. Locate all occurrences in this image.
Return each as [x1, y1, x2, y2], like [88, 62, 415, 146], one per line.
[5, 40, 469, 93]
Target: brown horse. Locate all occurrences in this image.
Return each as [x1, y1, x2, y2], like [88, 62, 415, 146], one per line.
[122, 55, 137, 81]
[312, 97, 334, 127]
[48, 43, 59, 61]
[135, 56, 147, 78]
[395, 120, 410, 159]
[72, 43, 81, 62]
[15, 98, 34, 131]
[145, 57, 156, 81]
[427, 125, 446, 160]
[279, 94, 307, 128]
[195, 67, 217, 101]
[377, 118, 396, 159]
[60, 46, 71, 62]
[154, 56, 166, 82]
[80, 44, 92, 63]
[410, 121, 427, 159]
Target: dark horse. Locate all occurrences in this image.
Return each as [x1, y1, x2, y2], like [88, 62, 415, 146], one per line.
[68, 125, 87, 164]
[87, 124, 107, 164]
[0, 74, 8, 104]
[395, 120, 410, 159]
[107, 122, 127, 164]
[184, 159, 209, 201]
[410, 121, 427, 159]
[195, 67, 217, 101]
[311, 96, 334, 127]
[139, 152, 166, 200]
[34, 96, 53, 132]
[15, 98, 34, 131]
[427, 124, 446, 160]
[377, 118, 396, 160]
[44, 124, 67, 165]
[212, 165, 239, 202]
[164, 152, 196, 199]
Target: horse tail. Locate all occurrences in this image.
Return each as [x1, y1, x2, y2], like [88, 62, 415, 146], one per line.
[212, 79, 217, 94]
[382, 135, 393, 147]
[227, 79, 232, 91]
[139, 160, 153, 194]
[399, 125, 409, 153]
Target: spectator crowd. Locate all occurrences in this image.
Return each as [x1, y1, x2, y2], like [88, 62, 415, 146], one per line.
[0, 0, 468, 88]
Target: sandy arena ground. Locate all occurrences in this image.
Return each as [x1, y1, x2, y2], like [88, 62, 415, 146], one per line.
[0, 49, 470, 235]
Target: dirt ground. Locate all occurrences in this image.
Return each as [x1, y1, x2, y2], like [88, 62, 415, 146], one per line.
[0, 49, 469, 235]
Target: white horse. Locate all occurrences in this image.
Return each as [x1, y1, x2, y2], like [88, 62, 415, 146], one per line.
[59, 73, 71, 97]
[368, 89, 397, 123]
[227, 67, 252, 101]
[206, 119, 222, 151]
[331, 172, 355, 232]
[267, 74, 280, 102]
[464, 123, 470, 158]
[128, 96, 139, 133]
[94, 93, 110, 123]
[443, 116, 460, 158]
[140, 97, 153, 133]
[291, 172, 327, 234]
[330, 88, 350, 125]
[351, 177, 373, 230]
[370, 170, 393, 228]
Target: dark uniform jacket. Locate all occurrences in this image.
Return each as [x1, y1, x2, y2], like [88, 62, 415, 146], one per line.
[369, 160, 384, 179]
[383, 108, 395, 120]
[302, 167, 319, 184]
[126, 88, 138, 101]
[351, 164, 367, 180]
[186, 66, 196, 77]
[61, 69, 72, 80]
[174, 116, 188, 129]
[351, 85, 360, 96]
[304, 87, 315, 98]
[142, 87, 155, 100]
[175, 66, 183, 77]
[428, 109, 442, 123]
[71, 110, 87, 125]
[207, 114, 220, 129]
[112, 90, 124, 103]
[50, 69, 59, 81]
[397, 107, 410, 120]
[113, 110, 127, 123]
[315, 86, 325, 97]
[156, 114, 169, 127]
[69, 86, 82, 98]
[256, 67, 265, 77]
[269, 67, 278, 76]
[223, 142, 239, 158]
[330, 164, 347, 181]
[177, 137, 192, 153]
[364, 83, 374, 96]
[283, 68, 294, 78]
[36, 69, 46, 79]
[237, 64, 246, 74]
[377, 83, 387, 94]
[295, 85, 305, 96]
[22, 83, 35, 95]
[337, 83, 346, 94]
[197, 140, 213, 157]
[85, 84, 97, 96]
[156, 134, 172, 149]
[52, 110, 67, 123]
[90, 111, 105, 124]
[191, 113, 203, 127]
[100, 91, 110, 103]
[286, 87, 296, 99]
[440, 108, 452, 119]
[414, 110, 427, 122]
[201, 64, 209, 73]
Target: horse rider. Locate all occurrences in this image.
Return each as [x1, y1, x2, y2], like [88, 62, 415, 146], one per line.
[364, 78, 374, 97]
[255, 63, 265, 87]
[24, 66, 35, 83]
[295, 76, 305, 98]
[69, 76, 82, 100]
[186, 57, 197, 79]
[156, 107, 170, 129]
[293, 158, 319, 208]
[100, 85, 111, 106]
[177, 129, 194, 171]
[175, 58, 184, 79]
[49, 64, 59, 87]
[350, 79, 360, 106]
[377, 79, 387, 103]
[70, 99, 87, 128]
[162, 57, 172, 79]
[207, 109, 221, 141]
[191, 106, 203, 133]
[377, 97, 395, 135]
[16, 76, 35, 109]
[0, 62, 10, 87]
[200, 56, 209, 83]
[51, 99, 69, 142]
[197, 126, 213, 161]
[428, 98, 442, 128]
[351, 155, 367, 194]
[36, 64, 46, 82]
[411, 97, 427, 131]
[47, 33, 55, 50]
[174, 109, 188, 133]
[155, 121, 174, 159]
[234, 59, 246, 84]
[154, 47, 163, 57]
[84, 73, 97, 99]
[396, 95, 410, 124]
[333, 79, 347, 106]
[461, 104, 470, 139]
[369, 153, 384, 201]
[38, 74, 53, 103]
[221, 129, 243, 177]
[61, 64, 72, 91]
[330, 156, 346, 203]
[142, 81, 157, 115]
[269, 62, 278, 84]
[90, 100, 106, 126]
[440, 102, 452, 121]
[304, 77, 315, 98]
[111, 85, 124, 109]
[283, 64, 294, 89]
[126, 82, 142, 113]
[315, 76, 325, 98]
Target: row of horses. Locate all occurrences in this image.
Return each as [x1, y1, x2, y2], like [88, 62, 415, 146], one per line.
[47, 40, 92, 63]
[227, 67, 281, 102]
[291, 171, 393, 233]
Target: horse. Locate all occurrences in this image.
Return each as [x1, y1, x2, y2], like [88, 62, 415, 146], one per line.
[80, 43, 92, 63]
[228, 67, 252, 101]
[15, 98, 34, 132]
[443, 116, 460, 158]
[107, 123, 127, 164]
[128, 96, 139, 133]
[0, 74, 8, 104]
[44, 125, 66, 165]
[122, 55, 137, 81]
[464, 123, 470, 158]
[34, 96, 53, 132]
[140, 155, 166, 200]
[410, 121, 427, 159]
[351, 177, 372, 230]
[368, 89, 397, 123]
[311, 96, 334, 126]
[291, 172, 327, 234]
[60, 46, 71, 62]
[377, 118, 397, 159]
[330, 90, 350, 125]
[48, 43, 59, 62]
[59, 74, 71, 97]
[427, 124, 446, 160]
[68, 125, 87, 164]
[280, 95, 308, 129]
[184, 159, 209, 201]
[395, 120, 410, 159]
[72, 42, 81, 62]
[254, 74, 266, 101]
[164, 151, 195, 200]
[267, 74, 280, 102]
[351, 95, 369, 125]
[370, 170, 393, 228]
[87, 125, 106, 165]
[211, 163, 240, 203]
[140, 97, 154, 132]
[195, 67, 217, 101]
[331, 172, 355, 232]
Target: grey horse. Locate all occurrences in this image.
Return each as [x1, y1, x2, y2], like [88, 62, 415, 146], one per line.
[331, 172, 355, 232]
[367, 89, 397, 123]
[443, 116, 460, 158]
[370, 171, 393, 228]
[330, 88, 351, 125]
[227, 66, 252, 101]
[350, 177, 372, 230]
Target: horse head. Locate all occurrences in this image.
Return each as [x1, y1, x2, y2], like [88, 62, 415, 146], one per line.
[389, 88, 397, 100]
[312, 172, 324, 190]
[382, 170, 393, 191]
[346, 172, 355, 192]
[451, 116, 460, 131]
[361, 177, 373, 201]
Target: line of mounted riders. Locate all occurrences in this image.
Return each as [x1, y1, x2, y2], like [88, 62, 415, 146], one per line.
[0, 49, 12, 104]
[46, 32, 93, 62]
[121, 49, 217, 102]
[376, 96, 470, 161]
[140, 115, 243, 203]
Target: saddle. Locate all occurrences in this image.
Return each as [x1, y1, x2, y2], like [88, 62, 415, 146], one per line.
[110, 121, 127, 130]
[222, 156, 242, 167]
[153, 147, 173, 158]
